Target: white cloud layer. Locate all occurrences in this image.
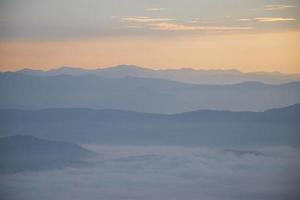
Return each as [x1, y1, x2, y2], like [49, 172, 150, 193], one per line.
[1, 145, 300, 200]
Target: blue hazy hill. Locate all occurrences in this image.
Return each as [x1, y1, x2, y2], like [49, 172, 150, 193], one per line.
[0, 73, 300, 113]
[0, 103, 299, 146]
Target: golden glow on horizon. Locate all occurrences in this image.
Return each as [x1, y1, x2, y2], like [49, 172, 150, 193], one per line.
[0, 31, 299, 74]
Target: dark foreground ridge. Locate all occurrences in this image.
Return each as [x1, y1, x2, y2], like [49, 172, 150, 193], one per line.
[0, 135, 94, 173]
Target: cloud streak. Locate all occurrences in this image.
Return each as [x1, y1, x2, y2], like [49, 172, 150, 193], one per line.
[149, 22, 253, 31]
[238, 17, 297, 23]
[122, 16, 174, 23]
[239, 18, 252, 22]
[121, 17, 252, 32]
[255, 17, 297, 22]
[146, 7, 166, 11]
[264, 4, 298, 11]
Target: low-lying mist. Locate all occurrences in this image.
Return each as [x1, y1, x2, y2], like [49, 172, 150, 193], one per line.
[1, 145, 300, 200]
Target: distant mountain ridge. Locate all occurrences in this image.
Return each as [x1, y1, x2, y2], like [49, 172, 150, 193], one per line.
[1, 73, 300, 113]
[12, 65, 300, 84]
[0, 103, 299, 146]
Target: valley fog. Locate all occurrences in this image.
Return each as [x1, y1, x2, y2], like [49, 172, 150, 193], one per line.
[1, 144, 300, 200]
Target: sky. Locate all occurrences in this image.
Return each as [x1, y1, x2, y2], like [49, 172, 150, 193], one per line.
[0, 0, 299, 73]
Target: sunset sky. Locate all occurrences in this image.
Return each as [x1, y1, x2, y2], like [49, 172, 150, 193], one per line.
[0, 0, 299, 73]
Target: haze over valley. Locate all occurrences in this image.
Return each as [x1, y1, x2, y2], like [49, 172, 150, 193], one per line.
[1, 64, 300, 200]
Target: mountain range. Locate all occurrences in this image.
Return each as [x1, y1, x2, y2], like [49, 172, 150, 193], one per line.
[1, 103, 299, 146]
[15, 65, 300, 84]
[1, 72, 300, 113]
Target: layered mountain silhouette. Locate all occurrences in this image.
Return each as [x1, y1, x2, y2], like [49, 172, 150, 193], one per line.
[1, 72, 300, 113]
[16, 65, 300, 84]
[0, 135, 94, 173]
[1, 103, 299, 146]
